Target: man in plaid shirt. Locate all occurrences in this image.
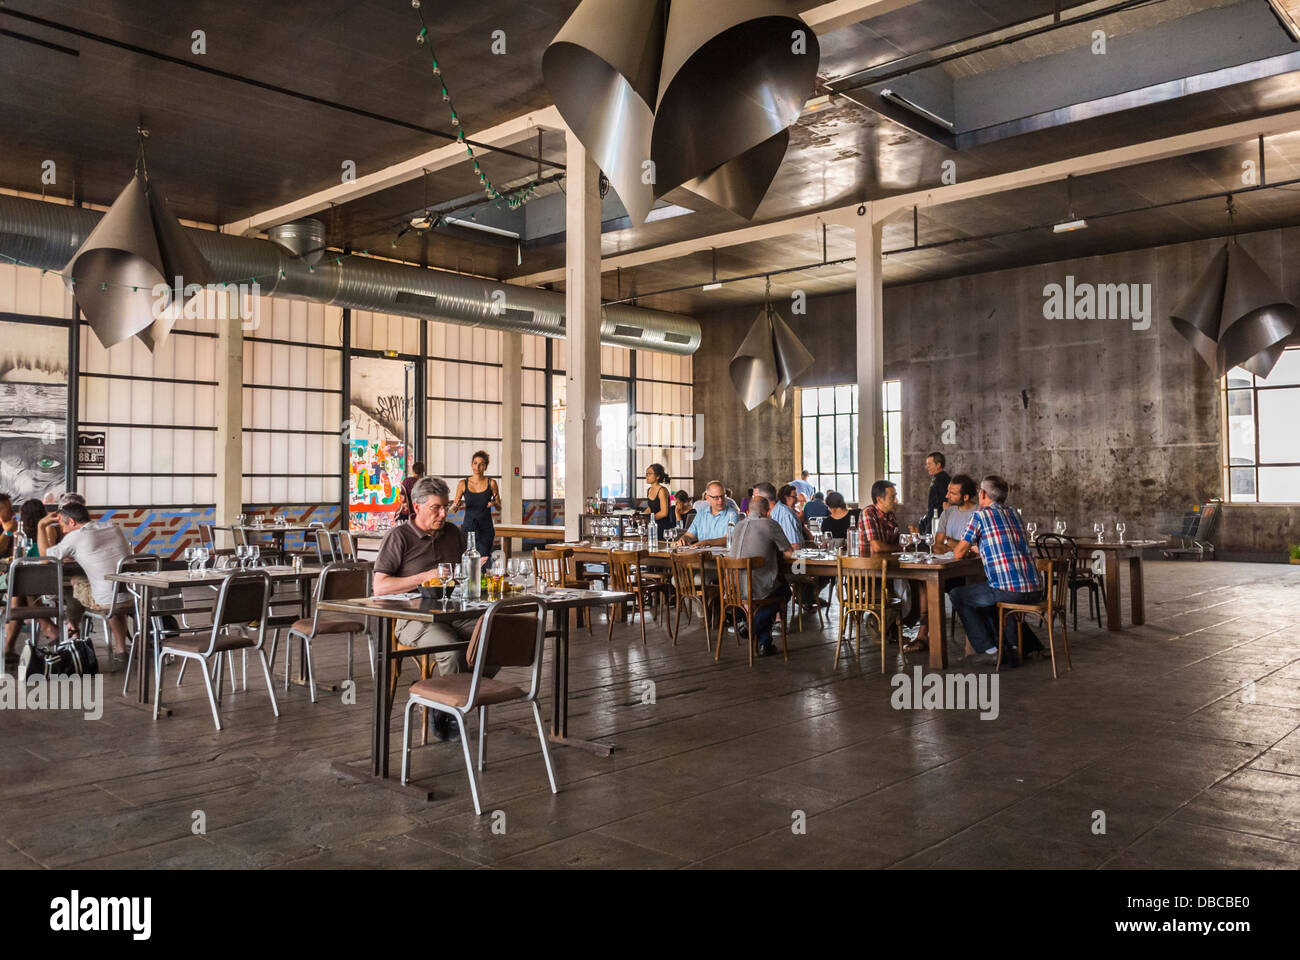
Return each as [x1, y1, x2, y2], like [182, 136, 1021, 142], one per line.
[952, 475, 1043, 664]
[860, 480, 900, 554]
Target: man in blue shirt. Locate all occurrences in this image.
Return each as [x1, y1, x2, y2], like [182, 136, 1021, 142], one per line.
[752, 482, 802, 547]
[683, 480, 740, 546]
[802, 492, 830, 522]
[790, 470, 815, 503]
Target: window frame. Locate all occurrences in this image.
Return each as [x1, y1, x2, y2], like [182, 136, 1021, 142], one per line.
[1220, 345, 1300, 504]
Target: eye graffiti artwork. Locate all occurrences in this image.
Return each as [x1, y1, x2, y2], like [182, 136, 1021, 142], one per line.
[0, 322, 67, 503]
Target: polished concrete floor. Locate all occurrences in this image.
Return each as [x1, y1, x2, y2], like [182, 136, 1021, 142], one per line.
[2, 560, 1298, 870]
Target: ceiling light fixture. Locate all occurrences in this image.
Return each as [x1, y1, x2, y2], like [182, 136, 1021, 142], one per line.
[644, 203, 695, 223]
[1053, 219, 1088, 233]
[1266, 0, 1300, 42]
[702, 282, 723, 292]
[802, 94, 836, 115]
[1053, 174, 1088, 233]
[442, 215, 520, 240]
[879, 88, 954, 132]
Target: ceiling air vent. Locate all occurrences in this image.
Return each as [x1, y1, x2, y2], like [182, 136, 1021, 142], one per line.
[663, 332, 691, 345]
[612, 324, 644, 339]
[394, 291, 439, 310]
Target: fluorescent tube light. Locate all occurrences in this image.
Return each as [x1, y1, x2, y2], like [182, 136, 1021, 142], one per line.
[443, 216, 520, 240]
[1053, 219, 1088, 233]
[702, 282, 723, 292]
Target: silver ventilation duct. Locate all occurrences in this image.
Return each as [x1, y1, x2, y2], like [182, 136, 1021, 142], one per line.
[0, 194, 701, 355]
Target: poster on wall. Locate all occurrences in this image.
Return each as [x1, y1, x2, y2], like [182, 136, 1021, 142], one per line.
[77, 430, 106, 472]
[0, 321, 68, 504]
[348, 357, 414, 532]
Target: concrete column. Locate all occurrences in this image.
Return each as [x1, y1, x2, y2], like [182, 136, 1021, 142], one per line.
[501, 330, 524, 526]
[564, 126, 603, 540]
[215, 307, 244, 547]
[855, 206, 886, 504]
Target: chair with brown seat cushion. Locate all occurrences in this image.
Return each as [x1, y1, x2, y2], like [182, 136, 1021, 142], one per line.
[997, 558, 1071, 679]
[2, 557, 66, 648]
[154, 571, 278, 730]
[83, 554, 154, 671]
[532, 546, 592, 634]
[399, 596, 554, 815]
[715, 555, 787, 667]
[266, 562, 371, 702]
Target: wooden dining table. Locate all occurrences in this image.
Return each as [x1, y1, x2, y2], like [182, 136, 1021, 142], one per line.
[561, 542, 986, 669]
[1051, 539, 1165, 631]
[318, 586, 634, 794]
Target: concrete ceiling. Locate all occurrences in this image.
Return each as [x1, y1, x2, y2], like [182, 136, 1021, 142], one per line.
[4, 0, 1300, 314]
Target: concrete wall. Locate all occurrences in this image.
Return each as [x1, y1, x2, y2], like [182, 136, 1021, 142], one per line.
[694, 226, 1300, 557]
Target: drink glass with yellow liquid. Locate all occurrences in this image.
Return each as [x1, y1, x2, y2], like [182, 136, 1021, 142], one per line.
[486, 573, 504, 601]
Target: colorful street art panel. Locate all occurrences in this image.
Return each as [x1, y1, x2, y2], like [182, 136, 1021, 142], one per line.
[349, 439, 405, 532]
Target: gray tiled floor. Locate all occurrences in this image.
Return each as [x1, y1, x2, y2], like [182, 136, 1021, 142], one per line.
[2, 560, 1298, 869]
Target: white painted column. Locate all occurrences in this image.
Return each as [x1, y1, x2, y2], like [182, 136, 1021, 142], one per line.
[501, 330, 524, 526]
[564, 125, 603, 540]
[855, 206, 885, 505]
[215, 308, 244, 547]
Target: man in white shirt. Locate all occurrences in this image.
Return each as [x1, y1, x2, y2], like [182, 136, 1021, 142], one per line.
[790, 471, 815, 506]
[39, 501, 132, 655]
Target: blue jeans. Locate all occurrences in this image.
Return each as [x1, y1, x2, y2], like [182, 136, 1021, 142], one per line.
[751, 583, 791, 647]
[950, 582, 1043, 654]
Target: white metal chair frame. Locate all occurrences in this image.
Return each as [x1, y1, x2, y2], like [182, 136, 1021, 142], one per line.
[267, 561, 373, 701]
[399, 595, 556, 815]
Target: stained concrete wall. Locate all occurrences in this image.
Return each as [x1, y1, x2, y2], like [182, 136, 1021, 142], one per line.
[694, 227, 1300, 558]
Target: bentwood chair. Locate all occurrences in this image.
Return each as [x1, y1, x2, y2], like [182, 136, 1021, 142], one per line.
[267, 562, 372, 701]
[400, 596, 556, 815]
[714, 555, 787, 666]
[669, 549, 713, 650]
[2, 558, 66, 650]
[834, 556, 904, 673]
[996, 558, 1071, 678]
[606, 549, 673, 645]
[1036, 534, 1105, 630]
[154, 571, 278, 730]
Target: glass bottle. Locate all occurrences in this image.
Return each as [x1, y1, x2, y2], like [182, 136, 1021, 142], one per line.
[462, 533, 482, 600]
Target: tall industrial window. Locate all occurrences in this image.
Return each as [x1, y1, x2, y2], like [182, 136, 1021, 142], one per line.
[1222, 347, 1300, 503]
[796, 380, 901, 504]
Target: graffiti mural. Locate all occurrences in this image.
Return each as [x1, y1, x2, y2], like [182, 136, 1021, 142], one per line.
[349, 357, 413, 532]
[0, 321, 68, 504]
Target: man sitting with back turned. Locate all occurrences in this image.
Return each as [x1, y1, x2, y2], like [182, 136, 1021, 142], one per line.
[38, 501, 132, 656]
[682, 480, 740, 546]
[951, 475, 1043, 666]
[729, 496, 795, 657]
[373, 475, 495, 741]
[753, 481, 802, 547]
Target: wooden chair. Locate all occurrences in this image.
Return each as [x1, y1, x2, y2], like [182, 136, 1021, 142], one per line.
[714, 555, 787, 666]
[399, 597, 555, 814]
[834, 556, 904, 673]
[532, 546, 592, 634]
[669, 550, 713, 650]
[606, 549, 673, 645]
[1036, 534, 1104, 631]
[996, 558, 1071, 678]
[787, 570, 828, 632]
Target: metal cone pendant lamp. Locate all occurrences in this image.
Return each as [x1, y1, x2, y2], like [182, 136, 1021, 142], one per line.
[543, 0, 819, 224]
[65, 130, 213, 351]
[729, 281, 814, 411]
[1170, 241, 1298, 378]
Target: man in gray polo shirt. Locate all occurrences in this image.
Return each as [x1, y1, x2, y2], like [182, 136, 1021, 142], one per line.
[728, 496, 795, 657]
[373, 476, 495, 741]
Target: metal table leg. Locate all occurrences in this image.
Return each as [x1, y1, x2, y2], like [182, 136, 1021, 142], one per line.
[546, 602, 614, 757]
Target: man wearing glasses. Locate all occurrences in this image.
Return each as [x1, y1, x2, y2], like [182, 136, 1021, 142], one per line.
[374, 475, 490, 741]
[681, 480, 741, 546]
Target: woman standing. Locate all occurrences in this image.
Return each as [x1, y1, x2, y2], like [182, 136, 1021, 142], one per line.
[452, 450, 501, 553]
[642, 463, 673, 538]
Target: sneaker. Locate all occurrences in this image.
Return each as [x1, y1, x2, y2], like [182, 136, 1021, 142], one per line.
[758, 642, 776, 657]
[431, 712, 462, 743]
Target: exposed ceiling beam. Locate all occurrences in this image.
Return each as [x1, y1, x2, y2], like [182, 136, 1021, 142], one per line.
[222, 105, 564, 236]
[800, 0, 925, 33]
[515, 106, 1300, 286]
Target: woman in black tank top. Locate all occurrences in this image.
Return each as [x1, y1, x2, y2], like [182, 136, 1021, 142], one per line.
[452, 450, 500, 553]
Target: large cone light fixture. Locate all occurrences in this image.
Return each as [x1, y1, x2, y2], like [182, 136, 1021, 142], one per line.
[729, 300, 814, 411]
[1169, 242, 1298, 378]
[65, 170, 213, 351]
[544, 0, 818, 224]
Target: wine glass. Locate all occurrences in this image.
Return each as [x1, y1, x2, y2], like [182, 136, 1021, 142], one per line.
[1025, 522, 1038, 545]
[1054, 519, 1067, 536]
[196, 546, 210, 571]
[1092, 521, 1104, 543]
[184, 545, 196, 576]
[1116, 520, 1127, 543]
[437, 563, 454, 604]
[249, 544, 261, 567]
[235, 544, 248, 568]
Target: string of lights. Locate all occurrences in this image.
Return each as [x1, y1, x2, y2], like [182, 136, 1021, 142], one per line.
[410, 0, 538, 211]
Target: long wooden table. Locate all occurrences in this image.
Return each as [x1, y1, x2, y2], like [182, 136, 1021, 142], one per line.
[497, 524, 565, 561]
[1059, 539, 1163, 631]
[319, 587, 634, 792]
[562, 542, 985, 669]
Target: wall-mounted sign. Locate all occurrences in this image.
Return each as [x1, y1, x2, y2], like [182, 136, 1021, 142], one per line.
[77, 430, 106, 473]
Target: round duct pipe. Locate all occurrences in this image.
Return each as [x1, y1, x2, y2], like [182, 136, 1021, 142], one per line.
[0, 194, 701, 355]
[267, 218, 326, 266]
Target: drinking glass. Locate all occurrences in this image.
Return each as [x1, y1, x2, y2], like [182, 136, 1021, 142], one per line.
[1054, 519, 1067, 536]
[1093, 521, 1104, 543]
[437, 563, 454, 604]
[1116, 520, 1127, 543]
[899, 532, 913, 561]
[184, 545, 196, 576]
[1025, 522, 1038, 545]
[197, 547, 210, 571]
[235, 544, 248, 568]
[249, 544, 261, 567]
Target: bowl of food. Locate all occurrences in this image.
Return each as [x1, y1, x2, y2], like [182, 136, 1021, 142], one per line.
[418, 576, 443, 599]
